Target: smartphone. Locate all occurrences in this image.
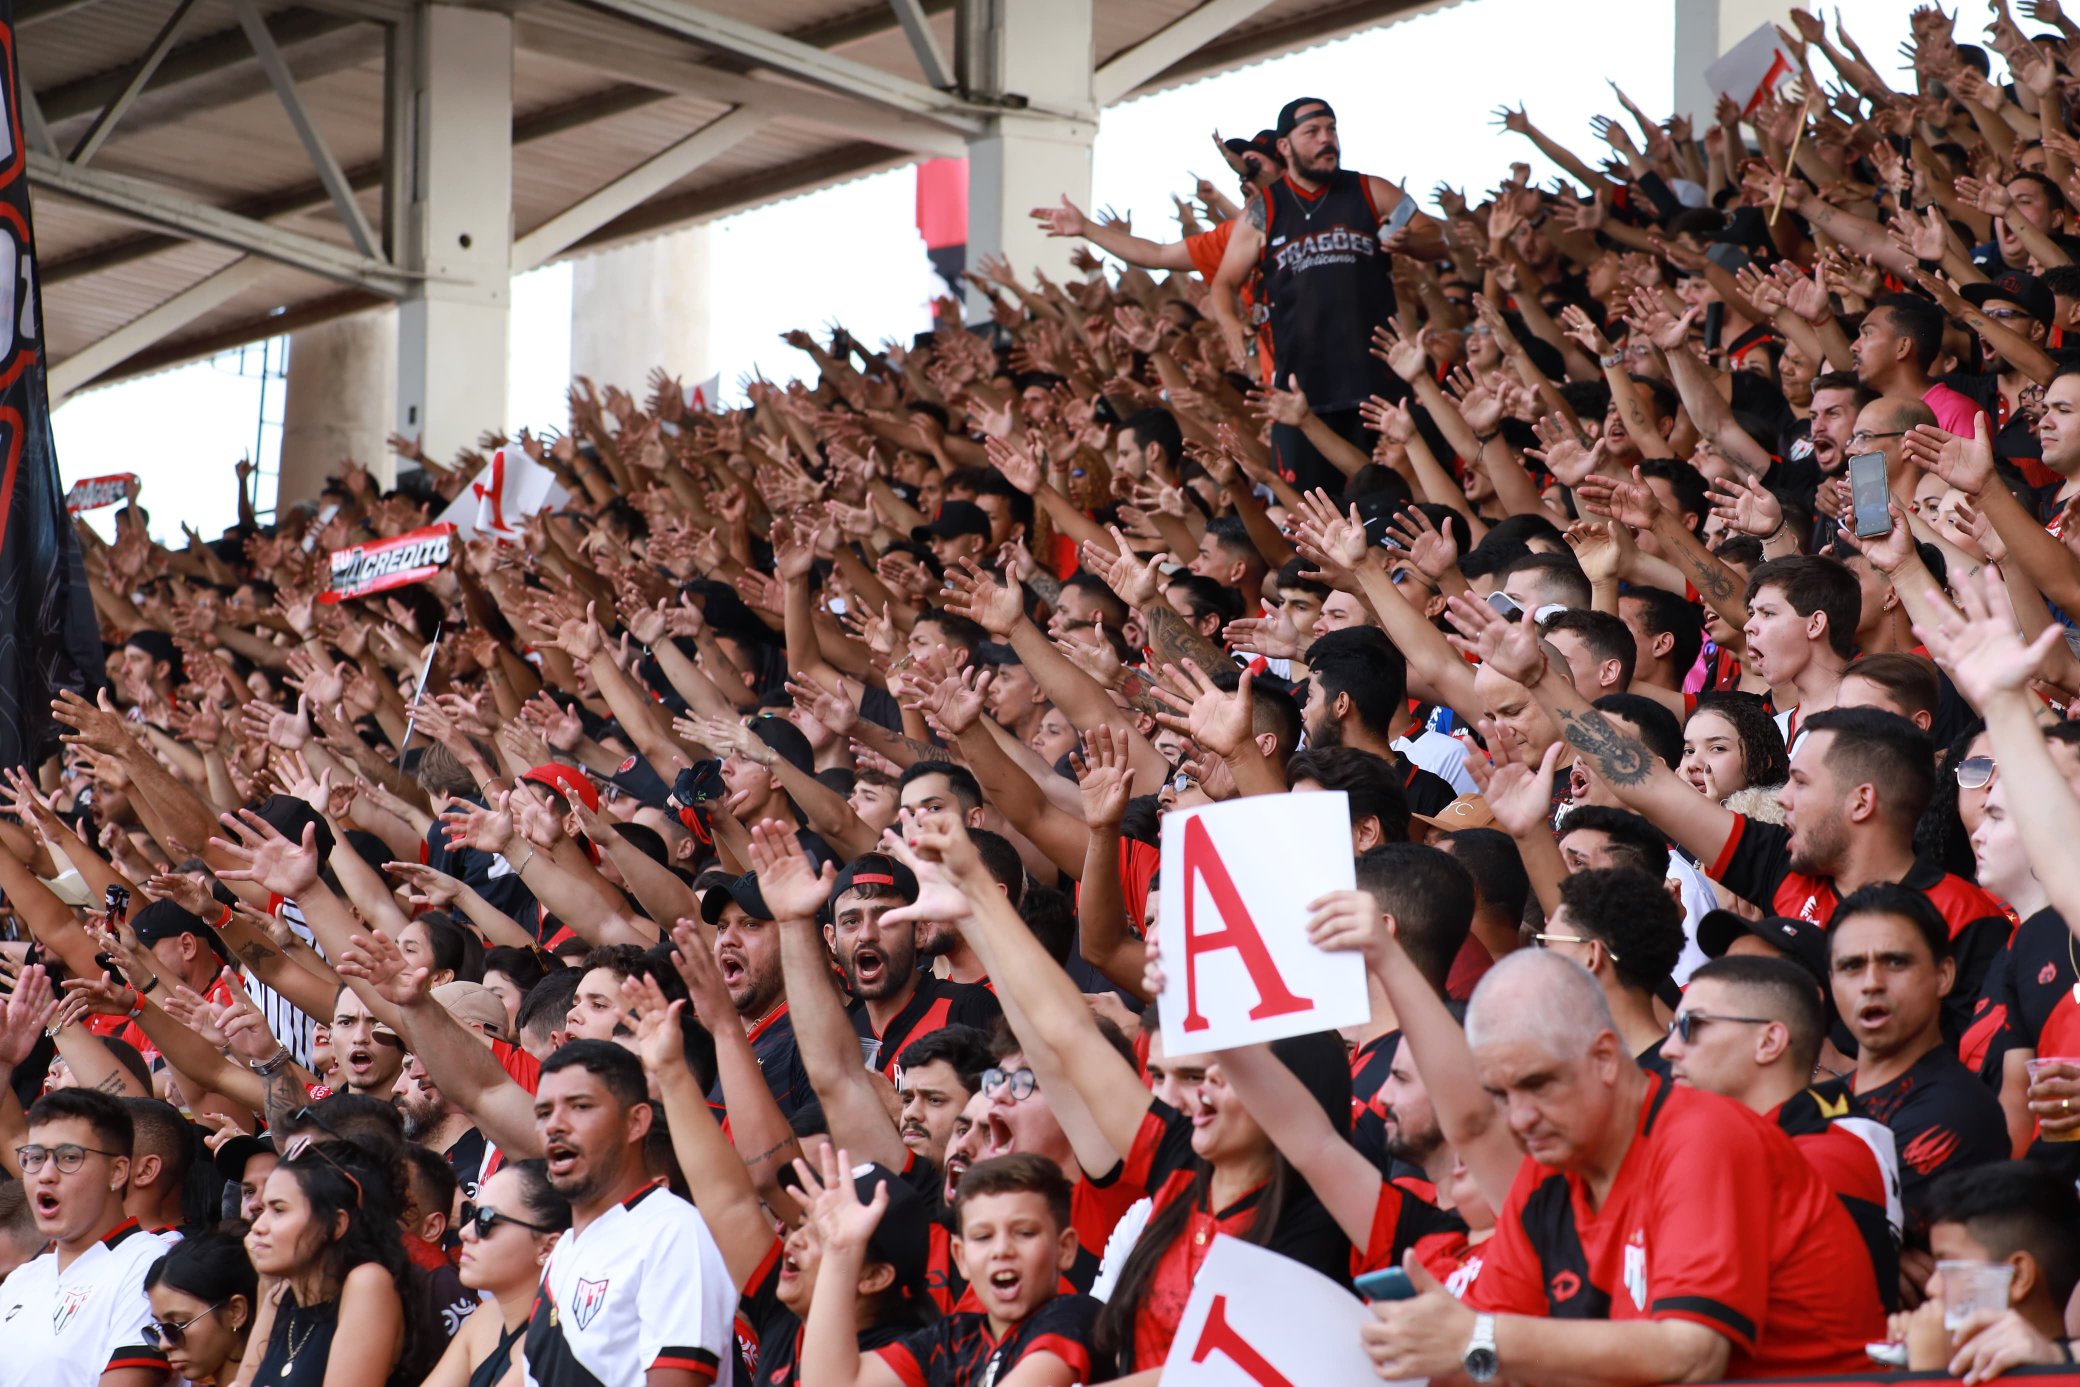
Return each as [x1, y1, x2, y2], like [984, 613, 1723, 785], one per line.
[1381, 197, 1419, 239]
[1702, 301, 1724, 355]
[1703, 241, 1752, 275]
[1847, 452, 1893, 539]
[1353, 1267, 1418, 1302]
[1486, 590, 1525, 622]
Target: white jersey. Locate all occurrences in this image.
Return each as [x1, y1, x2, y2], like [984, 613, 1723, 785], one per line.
[1395, 729, 1478, 796]
[0, 1220, 172, 1387]
[523, 1181, 735, 1387]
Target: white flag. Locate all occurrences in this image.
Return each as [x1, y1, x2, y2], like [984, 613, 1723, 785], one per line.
[1707, 24, 1798, 116]
[685, 373, 723, 413]
[436, 447, 568, 542]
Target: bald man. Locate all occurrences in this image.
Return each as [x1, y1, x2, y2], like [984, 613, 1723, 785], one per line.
[1361, 951, 1884, 1384]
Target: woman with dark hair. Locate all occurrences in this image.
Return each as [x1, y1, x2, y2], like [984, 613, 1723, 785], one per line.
[480, 945, 555, 1036]
[145, 1231, 258, 1385]
[1680, 692, 1789, 816]
[1917, 722, 1990, 881]
[234, 1139, 434, 1387]
[423, 1160, 570, 1387]
[400, 912, 485, 987]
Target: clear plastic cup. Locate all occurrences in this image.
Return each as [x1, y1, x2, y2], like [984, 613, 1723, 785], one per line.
[2027, 1057, 2080, 1142]
[1937, 1259, 2015, 1331]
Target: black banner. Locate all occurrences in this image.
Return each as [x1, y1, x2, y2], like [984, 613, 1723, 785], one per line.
[0, 4, 101, 767]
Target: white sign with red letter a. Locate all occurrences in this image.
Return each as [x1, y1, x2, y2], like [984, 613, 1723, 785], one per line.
[1156, 792, 1366, 1057]
[437, 447, 568, 542]
[1163, 1236, 1399, 1387]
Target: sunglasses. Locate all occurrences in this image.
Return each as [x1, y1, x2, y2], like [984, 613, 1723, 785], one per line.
[1668, 1011, 1774, 1045]
[458, 1200, 554, 1240]
[281, 1134, 363, 1207]
[1954, 755, 1996, 790]
[980, 1066, 1038, 1102]
[1532, 932, 1619, 964]
[142, 1303, 224, 1350]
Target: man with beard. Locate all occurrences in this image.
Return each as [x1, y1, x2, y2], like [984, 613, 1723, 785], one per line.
[827, 852, 999, 1078]
[893, 1026, 991, 1168]
[1302, 627, 1471, 802]
[699, 871, 815, 1118]
[397, 1050, 482, 1196]
[1210, 97, 1429, 492]
[911, 827, 1023, 986]
[523, 1041, 734, 1387]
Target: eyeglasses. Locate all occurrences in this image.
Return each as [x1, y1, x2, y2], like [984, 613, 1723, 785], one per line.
[1669, 1011, 1776, 1044]
[1846, 430, 1907, 448]
[281, 1134, 363, 1207]
[979, 1066, 1038, 1102]
[14, 1143, 121, 1174]
[142, 1304, 224, 1350]
[1954, 755, 1996, 790]
[1532, 932, 1619, 963]
[458, 1200, 554, 1240]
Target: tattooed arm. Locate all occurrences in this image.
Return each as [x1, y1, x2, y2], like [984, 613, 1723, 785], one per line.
[1141, 597, 1233, 677]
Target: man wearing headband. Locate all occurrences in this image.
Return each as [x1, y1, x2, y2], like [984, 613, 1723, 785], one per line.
[1209, 96, 1432, 493]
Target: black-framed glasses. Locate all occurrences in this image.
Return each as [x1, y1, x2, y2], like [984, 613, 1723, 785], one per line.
[458, 1200, 554, 1240]
[1954, 755, 1996, 790]
[1532, 932, 1619, 964]
[15, 1143, 122, 1174]
[1669, 1011, 1775, 1044]
[980, 1066, 1038, 1102]
[142, 1303, 224, 1350]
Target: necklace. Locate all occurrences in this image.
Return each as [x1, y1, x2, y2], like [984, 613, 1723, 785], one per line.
[279, 1305, 318, 1379]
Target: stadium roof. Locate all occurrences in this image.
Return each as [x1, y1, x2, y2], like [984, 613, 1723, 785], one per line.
[27, 0, 1431, 391]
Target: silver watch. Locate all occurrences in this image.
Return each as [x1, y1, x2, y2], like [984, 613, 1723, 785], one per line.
[1463, 1312, 1499, 1383]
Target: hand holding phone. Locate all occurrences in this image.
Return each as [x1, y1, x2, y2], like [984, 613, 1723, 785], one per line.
[1353, 1266, 1418, 1302]
[1847, 452, 1893, 539]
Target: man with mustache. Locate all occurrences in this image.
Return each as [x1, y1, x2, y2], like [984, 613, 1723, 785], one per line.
[698, 871, 815, 1119]
[827, 852, 1000, 1080]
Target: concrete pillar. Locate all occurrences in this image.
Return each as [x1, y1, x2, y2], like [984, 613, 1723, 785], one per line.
[1672, 0, 1793, 127]
[958, 0, 1096, 313]
[394, 2, 512, 465]
[279, 307, 398, 507]
[568, 223, 713, 397]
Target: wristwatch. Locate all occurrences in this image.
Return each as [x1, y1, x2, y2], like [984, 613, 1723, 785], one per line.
[1463, 1313, 1499, 1383]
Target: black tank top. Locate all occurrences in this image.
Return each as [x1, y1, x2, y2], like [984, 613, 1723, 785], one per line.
[255, 1294, 338, 1387]
[1256, 169, 1397, 412]
[468, 1320, 527, 1387]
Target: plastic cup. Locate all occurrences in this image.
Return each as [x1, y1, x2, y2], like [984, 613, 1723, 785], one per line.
[1937, 1259, 2015, 1331]
[2027, 1057, 2080, 1143]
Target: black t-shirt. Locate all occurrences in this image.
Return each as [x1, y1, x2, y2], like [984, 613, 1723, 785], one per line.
[1854, 1046, 2009, 1229]
[422, 807, 540, 934]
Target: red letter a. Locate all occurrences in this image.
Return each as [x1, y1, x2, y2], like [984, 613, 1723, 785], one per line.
[1179, 814, 1312, 1033]
[1189, 1293, 1294, 1386]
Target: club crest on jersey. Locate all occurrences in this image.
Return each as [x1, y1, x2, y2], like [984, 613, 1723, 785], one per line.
[572, 1277, 610, 1330]
[1623, 1235, 1648, 1310]
[54, 1285, 91, 1332]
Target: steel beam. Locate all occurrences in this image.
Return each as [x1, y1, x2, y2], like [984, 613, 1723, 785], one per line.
[577, 0, 977, 129]
[1092, 0, 1278, 106]
[28, 152, 410, 294]
[70, 0, 203, 166]
[229, 0, 382, 260]
[513, 104, 764, 271]
[887, 0, 952, 90]
[49, 254, 273, 397]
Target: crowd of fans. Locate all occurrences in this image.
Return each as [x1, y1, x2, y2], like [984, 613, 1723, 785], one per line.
[19, 3, 2080, 1382]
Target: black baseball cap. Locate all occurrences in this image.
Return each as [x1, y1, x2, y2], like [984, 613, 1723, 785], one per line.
[1275, 97, 1335, 136]
[911, 500, 993, 544]
[212, 1133, 276, 1185]
[1696, 910, 1829, 991]
[778, 1161, 929, 1288]
[130, 898, 230, 965]
[748, 715, 815, 776]
[608, 753, 673, 810]
[699, 872, 772, 925]
[1963, 268, 2056, 326]
[1224, 129, 1282, 164]
[829, 852, 918, 910]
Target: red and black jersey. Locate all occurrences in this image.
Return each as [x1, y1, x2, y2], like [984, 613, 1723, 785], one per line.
[921, 1173, 1129, 1315]
[737, 1237, 909, 1387]
[872, 1289, 1100, 1387]
[850, 975, 1002, 1079]
[707, 1003, 816, 1121]
[1964, 906, 2074, 1081]
[1772, 1080, 1903, 1311]
[1348, 1030, 1398, 1170]
[1706, 815, 2012, 1027]
[1468, 1075, 1885, 1377]
[1852, 1046, 2009, 1230]
[1353, 1176, 1470, 1278]
[1101, 1101, 1351, 1374]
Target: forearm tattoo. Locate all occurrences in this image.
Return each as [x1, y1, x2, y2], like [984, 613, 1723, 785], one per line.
[1555, 708, 1654, 787]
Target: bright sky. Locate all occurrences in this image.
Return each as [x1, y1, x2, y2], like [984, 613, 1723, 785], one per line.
[53, 0, 1931, 543]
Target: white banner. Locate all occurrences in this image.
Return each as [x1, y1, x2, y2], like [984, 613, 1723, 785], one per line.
[436, 447, 568, 542]
[1157, 792, 1366, 1057]
[1707, 23, 1798, 115]
[685, 373, 723, 413]
[1162, 1236, 1395, 1387]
